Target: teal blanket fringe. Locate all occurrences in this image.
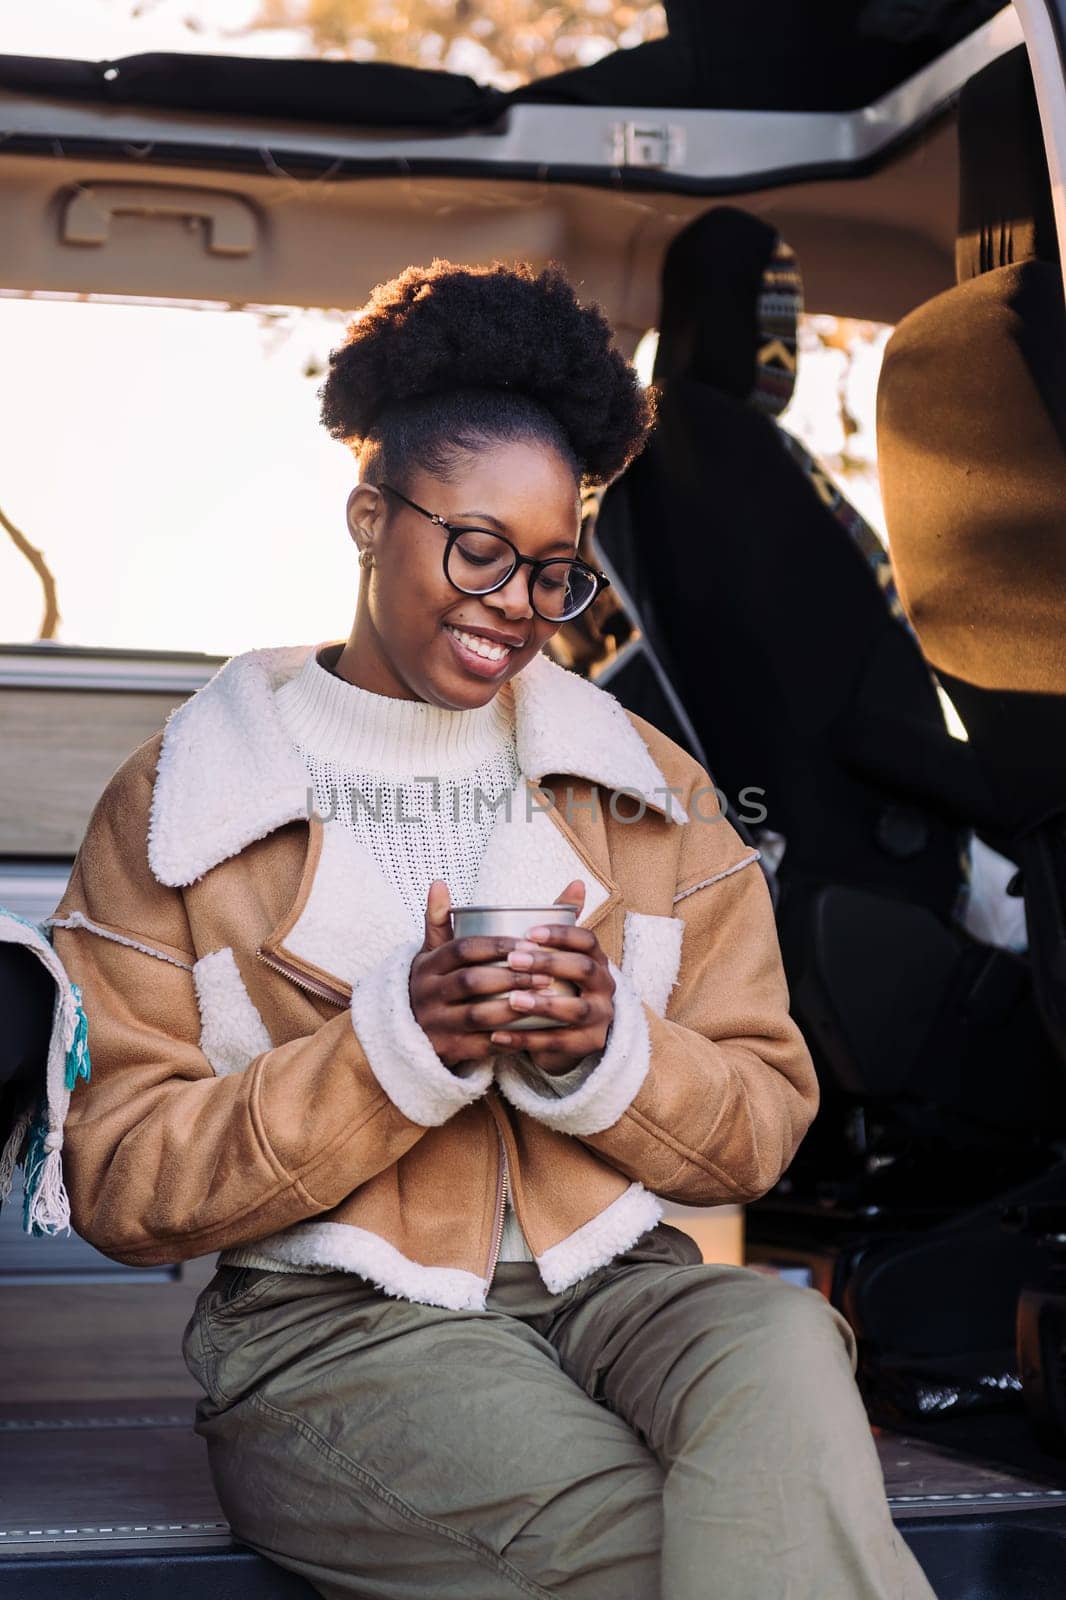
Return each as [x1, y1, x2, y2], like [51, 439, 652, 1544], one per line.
[64, 983, 91, 1093]
[20, 982, 91, 1237]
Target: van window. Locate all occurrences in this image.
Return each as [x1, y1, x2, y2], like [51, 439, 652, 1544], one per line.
[634, 315, 893, 542]
[782, 315, 892, 544]
[0, 298, 357, 655]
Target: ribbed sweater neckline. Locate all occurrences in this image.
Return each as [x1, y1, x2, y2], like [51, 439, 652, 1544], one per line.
[275, 642, 516, 775]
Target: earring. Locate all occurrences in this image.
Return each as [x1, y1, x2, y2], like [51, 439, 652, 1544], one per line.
[358, 547, 374, 570]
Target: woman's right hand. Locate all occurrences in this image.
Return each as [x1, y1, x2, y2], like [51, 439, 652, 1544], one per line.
[409, 880, 553, 1070]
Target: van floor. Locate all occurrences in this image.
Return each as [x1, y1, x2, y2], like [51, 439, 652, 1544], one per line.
[2, 1397, 1066, 1556]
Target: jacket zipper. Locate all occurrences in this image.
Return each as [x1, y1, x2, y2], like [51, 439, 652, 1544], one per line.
[486, 1122, 511, 1282]
[256, 947, 349, 1007]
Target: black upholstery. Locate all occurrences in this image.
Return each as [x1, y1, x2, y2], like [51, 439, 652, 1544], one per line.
[596, 205, 968, 919]
[0, 941, 54, 1093]
[0, 939, 55, 1158]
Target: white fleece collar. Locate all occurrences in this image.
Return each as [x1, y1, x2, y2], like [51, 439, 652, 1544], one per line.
[148, 643, 684, 888]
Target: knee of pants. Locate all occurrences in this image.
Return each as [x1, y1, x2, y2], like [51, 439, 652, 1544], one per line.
[657, 1279, 863, 1468]
[741, 1281, 859, 1387]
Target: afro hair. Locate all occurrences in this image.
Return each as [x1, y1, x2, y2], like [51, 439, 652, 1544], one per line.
[319, 259, 655, 488]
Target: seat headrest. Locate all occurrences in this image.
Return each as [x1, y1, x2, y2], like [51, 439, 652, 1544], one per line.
[956, 45, 1059, 281]
[878, 261, 1066, 697]
[654, 206, 803, 417]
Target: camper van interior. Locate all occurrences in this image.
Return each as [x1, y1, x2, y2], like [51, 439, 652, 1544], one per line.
[1, 2, 1065, 1596]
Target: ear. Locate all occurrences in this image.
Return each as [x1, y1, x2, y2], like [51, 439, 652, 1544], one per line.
[345, 483, 388, 556]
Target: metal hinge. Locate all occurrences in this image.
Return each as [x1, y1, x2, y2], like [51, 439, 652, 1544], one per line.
[609, 121, 685, 170]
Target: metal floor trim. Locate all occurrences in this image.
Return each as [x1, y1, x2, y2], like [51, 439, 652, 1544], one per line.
[0, 1521, 235, 1557]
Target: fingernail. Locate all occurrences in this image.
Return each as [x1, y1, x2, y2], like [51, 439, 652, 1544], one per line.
[530, 974, 553, 987]
[506, 950, 534, 969]
[513, 939, 538, 952]
[491, 1032, 513, 1045]
[524, 926, 549, 941]
[508, 991, 537, 1010]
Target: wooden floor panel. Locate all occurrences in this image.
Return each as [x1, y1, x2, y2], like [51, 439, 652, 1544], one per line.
[0, 1254, 217, 1404]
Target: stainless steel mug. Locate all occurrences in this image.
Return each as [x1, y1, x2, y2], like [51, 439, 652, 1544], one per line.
[451, 903, 578, 1031]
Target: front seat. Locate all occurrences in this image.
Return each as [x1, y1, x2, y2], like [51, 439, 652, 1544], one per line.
[832, 44, 1066, 1425]
[877, 45, 1066, 1066]
[592, 207, 1066, 1183]
[596, 206, 970, 922]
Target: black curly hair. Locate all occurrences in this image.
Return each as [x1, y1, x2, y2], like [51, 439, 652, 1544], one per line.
[319, 259, 655, 490]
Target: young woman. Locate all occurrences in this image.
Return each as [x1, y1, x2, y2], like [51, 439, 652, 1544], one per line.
[49, 261, 937, 1600]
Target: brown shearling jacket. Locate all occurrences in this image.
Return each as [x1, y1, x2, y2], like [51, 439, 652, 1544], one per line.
[47, 643, 819, 1310]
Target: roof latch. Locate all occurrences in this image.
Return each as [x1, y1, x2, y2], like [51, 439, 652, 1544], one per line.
[609, 122, 684, 171]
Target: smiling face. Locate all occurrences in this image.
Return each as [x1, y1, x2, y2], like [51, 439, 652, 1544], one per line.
[335, 439, 582, 708]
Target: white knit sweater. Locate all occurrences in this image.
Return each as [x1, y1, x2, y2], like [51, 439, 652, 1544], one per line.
[275, 643, 590, 1267]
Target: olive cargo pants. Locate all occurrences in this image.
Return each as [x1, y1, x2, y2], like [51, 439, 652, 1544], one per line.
[182, 1224, 937, 1599]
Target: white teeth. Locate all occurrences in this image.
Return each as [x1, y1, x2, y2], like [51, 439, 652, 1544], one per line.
[447, 625, 513, 662]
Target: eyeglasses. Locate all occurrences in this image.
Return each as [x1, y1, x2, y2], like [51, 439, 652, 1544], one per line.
[379, 483, 610, 624]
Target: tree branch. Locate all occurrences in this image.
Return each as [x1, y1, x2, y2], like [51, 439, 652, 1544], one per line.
[0, 504, 61, 640]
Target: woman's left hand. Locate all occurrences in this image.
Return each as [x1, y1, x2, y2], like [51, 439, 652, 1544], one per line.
[489, 880, 615, 1074]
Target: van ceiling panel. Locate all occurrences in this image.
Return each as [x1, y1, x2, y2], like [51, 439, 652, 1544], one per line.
[0, 9, 1019, 329]
[0, 107, 961, 331]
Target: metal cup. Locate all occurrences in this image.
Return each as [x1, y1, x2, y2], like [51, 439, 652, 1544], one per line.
[451, 903, 578, 1031]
